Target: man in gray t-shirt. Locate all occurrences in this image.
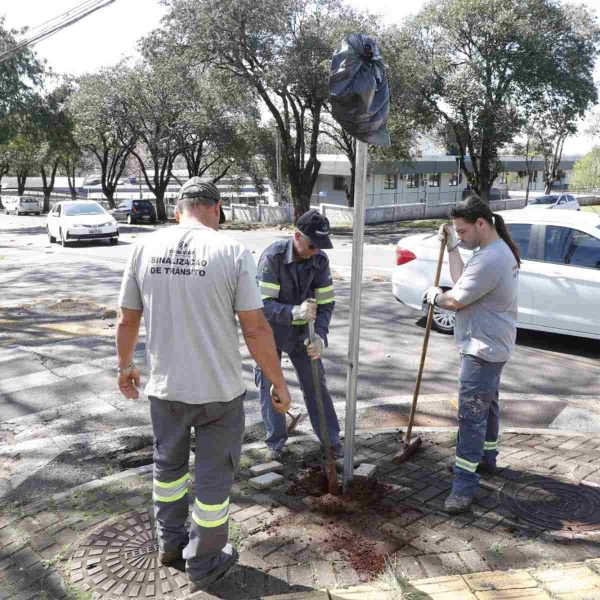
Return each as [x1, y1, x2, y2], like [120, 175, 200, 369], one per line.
[116, 178, 291, 592]
[425, 196, 520, 515]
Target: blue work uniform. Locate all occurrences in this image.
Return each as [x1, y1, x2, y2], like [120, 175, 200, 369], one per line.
[255, 238, 340, 452]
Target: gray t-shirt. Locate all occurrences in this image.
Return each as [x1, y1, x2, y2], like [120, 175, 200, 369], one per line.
[452, 239, 519, 363]
[118, 224, 263, 404]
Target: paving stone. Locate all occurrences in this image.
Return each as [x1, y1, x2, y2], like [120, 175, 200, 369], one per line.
[232, 503, 271, 524]
[353, 463, 377, 481]
[11, 549, 40, 569]
[266, 565, 291, 595]
[476, 589, 552, 599]
[265, 593, 328, 600]
[287, 562, 315, 589]
[533, 564, 600, 595]
[464, 570, 539, 591]
[412, 485, 446, 505]
[458, 550, 491, 573]
[311, 560, 337, 588]
[437, 552, 468, 574]
[250, 461, 284, 477]
[332, 561, 361, 587]
[412, 574, 476, 597]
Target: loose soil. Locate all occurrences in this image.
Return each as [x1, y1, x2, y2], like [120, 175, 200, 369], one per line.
[268, 466, 414, 579]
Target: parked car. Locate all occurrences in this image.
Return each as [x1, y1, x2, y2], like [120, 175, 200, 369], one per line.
[3, 196, 42, 215]
[391, 210, 600, 340]
[524, 194, 580, 211]
[47, 200, 119, 247]
[111, 199, 157, 224]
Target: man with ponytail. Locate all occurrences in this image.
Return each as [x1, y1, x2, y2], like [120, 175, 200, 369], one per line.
[425, 195, 520, 514]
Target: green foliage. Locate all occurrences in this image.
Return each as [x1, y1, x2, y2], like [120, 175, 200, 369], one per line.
[399, 0, 599, 201]
[571, 147, 600, 190]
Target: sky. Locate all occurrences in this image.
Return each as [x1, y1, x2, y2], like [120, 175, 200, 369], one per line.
[2, 0, 600, 153]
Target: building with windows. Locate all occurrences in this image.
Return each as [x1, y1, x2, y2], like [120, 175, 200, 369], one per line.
[310, 154, 576, 208]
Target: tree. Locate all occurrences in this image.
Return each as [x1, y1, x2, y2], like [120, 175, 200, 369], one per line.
[69, 70, 136, 209]
[570, 147, 600, 190]
[0, 16, 44, 129]
[399, 0, 599, 202]
[115, 59, 184, 221]
[0, 144, 9, 209]
[163, 0, 368, 219]
[512, 130, 544, 202]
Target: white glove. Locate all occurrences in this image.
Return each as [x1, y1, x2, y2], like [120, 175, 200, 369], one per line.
[426, 286, 443, 306]
[292, 300, 317, 322]
[438, 223, 460, 252]
[304, 334, 324, 360]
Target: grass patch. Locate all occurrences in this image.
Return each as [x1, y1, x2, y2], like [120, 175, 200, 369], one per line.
[399, 219, 445, 230]
[229, 520, 243, 550]
[377, 556, 430, 599]
[489, 541, 505, 556]
[42, 544, 71, 569]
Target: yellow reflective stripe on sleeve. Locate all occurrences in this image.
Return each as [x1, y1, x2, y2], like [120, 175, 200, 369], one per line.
[291, 319, 308, 325]
[154, 473, 190, 489]
[483, 441, 498, 450]
[315, 285, 335, 305]
[260, 280, 280, 299]
[455, 456, 479, 473]
[315, 285, 334, 294]
[316, 296, 335, 305]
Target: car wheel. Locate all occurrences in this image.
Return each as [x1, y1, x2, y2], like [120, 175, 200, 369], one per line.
[60, 228, 70, 247]
[48, 228, 56, 243]
[431, 306, 455, 334]
[127, 214, 133, 224]
[109, 238, 119, 245]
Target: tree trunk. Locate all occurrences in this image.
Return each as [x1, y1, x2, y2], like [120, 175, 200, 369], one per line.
[525, 173, 532, 203]
[17, 172, 27, 196]
[347, 163, 356, 208]
[0, 183, 3, 210]
[105, 189, 115, 208]
[154, 189, 167, 221]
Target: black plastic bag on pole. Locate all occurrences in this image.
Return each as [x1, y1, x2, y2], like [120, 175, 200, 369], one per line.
[328, 34, 390, 147]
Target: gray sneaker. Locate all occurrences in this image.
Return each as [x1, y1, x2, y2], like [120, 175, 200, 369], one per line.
[266, 448, 284, 462]
[188, 546, 239, 593]
[444, 493, 474, 514]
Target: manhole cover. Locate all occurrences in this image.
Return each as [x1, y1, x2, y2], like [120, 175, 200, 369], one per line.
[68, 509, 190, 598]
[500, 475, 600, 534]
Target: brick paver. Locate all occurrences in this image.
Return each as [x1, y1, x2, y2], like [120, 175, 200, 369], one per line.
[2, 430, 600, 598]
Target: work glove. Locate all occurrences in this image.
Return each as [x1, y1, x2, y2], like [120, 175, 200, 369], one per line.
[292, 299, 317, 322]
[304, 334, 324, 360]
[270, 383, 292, 414]
[426, 286, 443, 306]
[438, 223, 460, 252]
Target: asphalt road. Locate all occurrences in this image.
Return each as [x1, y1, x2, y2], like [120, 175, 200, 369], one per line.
[1, 212, 599, 501]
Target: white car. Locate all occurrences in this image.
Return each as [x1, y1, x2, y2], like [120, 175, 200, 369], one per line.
[47, 200, 119, 247]
[3, 196, 42, 215]
[524, 194, 580, 211]
[392, 209, 600, 340]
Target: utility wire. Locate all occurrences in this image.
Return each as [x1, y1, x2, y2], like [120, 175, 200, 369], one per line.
[0, 0, 116, 65]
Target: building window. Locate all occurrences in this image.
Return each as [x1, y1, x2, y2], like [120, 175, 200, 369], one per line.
[407, 174, 419, 188]
[333, 176, 346, 191]
[383, 174, 397, 190]
[428, 173, 440, 187]
[449, 173, 462, 186]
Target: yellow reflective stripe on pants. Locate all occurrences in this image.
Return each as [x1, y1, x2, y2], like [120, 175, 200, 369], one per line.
[192, 497, 230, 528]
[484, 440, 498, 450]
[455, 456, 479, 473]
[292, 319, 308, 325]
[153, 473, 190, 503]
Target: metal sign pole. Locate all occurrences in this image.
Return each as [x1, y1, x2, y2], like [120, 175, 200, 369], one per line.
[342, 139, 369, 494]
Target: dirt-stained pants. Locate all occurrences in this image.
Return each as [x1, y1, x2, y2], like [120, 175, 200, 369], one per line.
[149, 394, 244, 580]
[452, 355, 505, 497]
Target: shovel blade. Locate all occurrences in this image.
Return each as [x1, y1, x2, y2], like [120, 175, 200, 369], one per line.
[391, 436, 422, 464]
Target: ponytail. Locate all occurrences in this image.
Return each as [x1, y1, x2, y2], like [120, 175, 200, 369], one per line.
[451, 195, 521, 267]
[493, 213, 521, 268]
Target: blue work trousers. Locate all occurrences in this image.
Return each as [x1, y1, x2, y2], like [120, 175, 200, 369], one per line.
[256, 343, 340, 452]
[452, 354, 505, 497]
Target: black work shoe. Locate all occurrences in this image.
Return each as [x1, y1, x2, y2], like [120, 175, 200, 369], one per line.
[188, 546, 239, 593]
[159, 547, 183, 565]
[444, 493, 474, 514]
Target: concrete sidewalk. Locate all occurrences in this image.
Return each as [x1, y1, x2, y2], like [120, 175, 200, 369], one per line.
[3, 428, 600, 599]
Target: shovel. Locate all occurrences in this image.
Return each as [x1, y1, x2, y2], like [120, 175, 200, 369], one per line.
[392, 235, 446, 464]
[287, 410, 307, 434]
[307, 300, 339, 495]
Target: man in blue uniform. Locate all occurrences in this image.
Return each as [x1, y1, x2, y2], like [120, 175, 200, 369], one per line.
[256, 209, 342, 461]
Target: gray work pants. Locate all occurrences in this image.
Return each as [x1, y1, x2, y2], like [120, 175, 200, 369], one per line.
[149, 393, 244, 579]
